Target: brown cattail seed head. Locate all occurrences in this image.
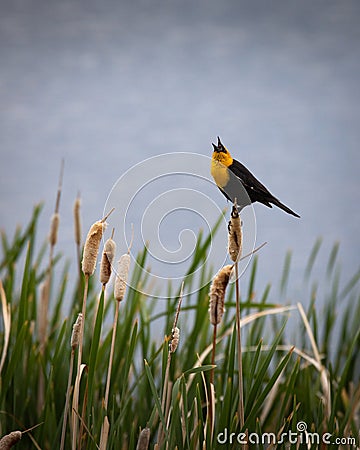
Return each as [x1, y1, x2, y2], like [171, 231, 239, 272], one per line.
[0, 430, 22, 449]
[169, 326, 180, 353]
[136, 427, 150, 450]
[228, 203, 242, 262]
[38, 279, 50, 345]
[100, 238, 117, 285]
[209, 265, 233, 325]
[73, 196, 82, 246]
[82, 221, 107, 276]
[49, 212, 60, 246]
[114, 254, 130, 302]
[71, 313, 83, 350]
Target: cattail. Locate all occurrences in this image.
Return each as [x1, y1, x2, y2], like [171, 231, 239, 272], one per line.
[228, 202, 242, 262]
[82, 221, 106, 276]
[169, 326, 180, 353]
[73, 195, 82, 246]
[38, 279, 49, 341]
[61, 313, 82, 450]
[81, 209, 114, 276]
[100, 236, 116, 285]
[0, 431, 22, 449]
[114, 254, 130, 302]
[71, 313, 83, 350]
[49, 212, 60, 246]
[136, 427, 150, 450]
[209, 265, 233, 325]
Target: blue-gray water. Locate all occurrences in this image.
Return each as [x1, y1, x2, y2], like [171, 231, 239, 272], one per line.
[1, 1, 359, 306]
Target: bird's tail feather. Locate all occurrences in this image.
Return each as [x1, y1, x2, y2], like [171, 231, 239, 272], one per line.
[271, 198, 300, 218]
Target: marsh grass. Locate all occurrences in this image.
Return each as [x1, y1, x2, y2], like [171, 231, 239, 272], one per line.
[0, 204, 359, 449]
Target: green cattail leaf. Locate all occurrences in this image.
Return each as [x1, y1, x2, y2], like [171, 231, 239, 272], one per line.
[144, 360, 167, 435]
[1, 322, 29, 401]
[245, 321, 287, 416]
[304, 237, 322, 280]
[52, 319, 68, 367]
[248, 339, 263, 392]
[195, 383, 204, 444]
[260, 283, 271, 304]
[218, 326, 237, 432]
[326, 241, 340, 278]
[126, 246, 148, 305]
[87, 289, 105, 410]
[244, 347, 294, 429]
[278, 357, 300, 423]
[34, 239, 48, 271]
[247, 255, 258, 302]
[121, 320, 139, 398]
[180, 375, 190, 447]
[50, 262, 70, 331]
[330, 325, 360, 427]
[227, 322, 237, 382]
[169, 377, 182, 446]
[340, 269, 360, 299]
[17, 242, 32, 335]
[0, 229, 9, 259]
[185, 213, 223, 278]
[0, 204, 42, 271]
[280, 250, 292, 295]
[230, 413, 239, 437]
[183, 365, 215, 376]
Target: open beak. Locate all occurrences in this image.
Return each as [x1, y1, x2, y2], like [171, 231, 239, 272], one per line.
[212, 142, 219, 152]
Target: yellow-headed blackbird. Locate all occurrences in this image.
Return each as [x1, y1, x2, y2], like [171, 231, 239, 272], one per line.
[211, 137, 300, 218]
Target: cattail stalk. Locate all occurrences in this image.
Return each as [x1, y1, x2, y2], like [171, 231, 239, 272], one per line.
[0, 280, 10, 376]
[157, 284, 183, 447]
[235, 262, 245, 432]
[209, 264, 233, 378]
[229, 200, 245, 435]
[38, 159, 64, 415]
[208, 264, 232, 436]
[105, 251, 131, 404]
[99, 298, 119, 450]
[60, 313, 82, 450]
[72, 208, 114, 450]
[100, 232, 133, 450]
[73, 194, 82, 284]
[72, 276, 90, 450]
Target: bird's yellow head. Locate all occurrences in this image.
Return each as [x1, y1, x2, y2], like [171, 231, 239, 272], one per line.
[211, 136, 233, 167]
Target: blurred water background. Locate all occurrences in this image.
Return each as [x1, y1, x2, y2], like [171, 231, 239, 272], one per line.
[1, 1, 359, 305]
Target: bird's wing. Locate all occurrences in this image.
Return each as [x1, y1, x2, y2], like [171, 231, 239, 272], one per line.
[229, 159, 272, 196]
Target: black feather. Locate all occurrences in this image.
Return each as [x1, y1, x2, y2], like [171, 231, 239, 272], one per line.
[223, 159, 300, 218]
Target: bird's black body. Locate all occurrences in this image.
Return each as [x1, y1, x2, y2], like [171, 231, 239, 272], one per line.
[211, 137, 300, 218]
